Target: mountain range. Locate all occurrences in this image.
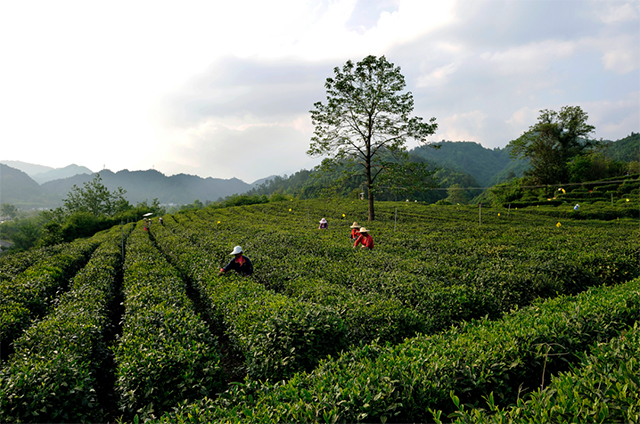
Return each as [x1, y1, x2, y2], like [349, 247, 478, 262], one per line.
[0, 164, 266, 209]
[0, 161, 94, 184]
[1, 133, 636, 210]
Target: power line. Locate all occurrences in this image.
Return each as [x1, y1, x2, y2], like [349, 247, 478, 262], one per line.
[379, 177, 638, 192]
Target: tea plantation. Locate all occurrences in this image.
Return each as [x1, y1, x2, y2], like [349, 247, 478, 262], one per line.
[1, 199, 638, 423]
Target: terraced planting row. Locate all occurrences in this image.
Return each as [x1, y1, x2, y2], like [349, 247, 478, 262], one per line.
[114, 225, 223, 419]
[151, 218, 346, 382]
[1, 233, 107, 358]
[0, 224, 132, 422]
[440, 323, 640, 423]
[0, 200, 637, 422]
[158, 277, 640, 423]
[166, 202, 637, 335]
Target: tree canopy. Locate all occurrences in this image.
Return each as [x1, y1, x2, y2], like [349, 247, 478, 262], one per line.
[308, 55, 438, 220]
[507, 106, 597, 185]
[62, 173, 131, 216]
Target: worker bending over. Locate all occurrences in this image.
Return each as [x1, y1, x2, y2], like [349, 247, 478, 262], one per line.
[353, 227, 374, 250]
[219, 245, 253, 276]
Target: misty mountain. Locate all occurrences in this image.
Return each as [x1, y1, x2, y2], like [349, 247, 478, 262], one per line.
[41, 169, 254, 206]
[1, 165, 258, 209]
[0, 161, 54, 176]
[31, 164, 93, 184]
[0, 164, 48, 207]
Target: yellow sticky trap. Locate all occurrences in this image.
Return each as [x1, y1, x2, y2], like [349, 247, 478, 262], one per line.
[556, 222, 562, 227]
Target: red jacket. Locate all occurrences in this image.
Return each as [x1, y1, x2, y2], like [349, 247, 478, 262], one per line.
[350, 228, 360, 239]
[354, 233, 374, 249]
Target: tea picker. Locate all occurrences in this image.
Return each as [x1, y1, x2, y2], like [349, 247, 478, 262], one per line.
[219, 245, 253, 276]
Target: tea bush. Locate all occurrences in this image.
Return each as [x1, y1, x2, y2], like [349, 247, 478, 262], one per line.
[439, 322, 640, 423]
[157, 277, 640, 423]
[114, 225, 223, 420]
[151, 221, 348, 381]
[0, 224, 131, 423]
[0, 235, 104, 353]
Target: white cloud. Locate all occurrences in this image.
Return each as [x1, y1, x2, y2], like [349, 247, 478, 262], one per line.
[592, 35, 640, 74]
[0, 0, 638, 181]
[596, 1, 640, 24]
[507, 107, 539, 131]
[417, 62, 460, 88]
[480, 40, 577, 75]
[438, 110, 488, 142]
[583, 92, 640, 139]
[159, 116, 316, 181]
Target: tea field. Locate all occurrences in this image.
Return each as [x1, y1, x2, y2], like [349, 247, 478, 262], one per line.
[1, 199, 639, 423]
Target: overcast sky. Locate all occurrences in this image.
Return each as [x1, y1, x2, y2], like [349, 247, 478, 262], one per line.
[1, 0, 638, 183]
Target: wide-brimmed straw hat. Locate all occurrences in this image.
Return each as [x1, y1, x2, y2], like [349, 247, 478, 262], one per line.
[350, 222, 360, 228]
[319, 218, 327, 223]
[358, 227, 369, 233]
[230, 246, 243, 255]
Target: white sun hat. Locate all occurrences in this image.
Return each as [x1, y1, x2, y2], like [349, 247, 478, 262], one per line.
[230, 246, 243, 255]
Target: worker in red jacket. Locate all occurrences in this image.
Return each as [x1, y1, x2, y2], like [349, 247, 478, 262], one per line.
[349, 222, 361, 239]
[353, 227, 374, 250]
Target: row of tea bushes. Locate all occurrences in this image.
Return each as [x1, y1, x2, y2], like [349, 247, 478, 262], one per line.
[0, 224, 132, 423]
[114, 225, 223, 420]
[0, 244, 66, 282]
[530, 203, 639, 220]
[0, 234, 105, 354]
[150, 220, 347, 382]
[157, 277, 640, 423]
[439, 323, 640, 423]
[279, 276, 427, 345]
[164, 217, 428, 345]
[172, 207, 638, 337]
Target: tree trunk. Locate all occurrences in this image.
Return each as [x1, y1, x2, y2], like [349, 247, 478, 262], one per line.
[366, 158, 375, 221]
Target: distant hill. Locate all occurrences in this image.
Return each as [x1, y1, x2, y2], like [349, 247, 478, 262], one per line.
[2, 134, 635, 209]
[409, 141, 529, 187]
[0, 164, 258, 209]
[40, 169, 254, 206]
[250, 175, 280, 187]
[31, 164, 93, 184]
[0, 164, 48, 207]
[605, 132, 639, 163]
[0, 161, 53, 176]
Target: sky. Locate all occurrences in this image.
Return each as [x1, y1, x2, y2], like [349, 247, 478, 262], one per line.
[1, 0, 638, 183]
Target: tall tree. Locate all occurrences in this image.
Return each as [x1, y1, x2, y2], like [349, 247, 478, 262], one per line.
[507, 106, 597, 185]
[308, 55, 438, 221]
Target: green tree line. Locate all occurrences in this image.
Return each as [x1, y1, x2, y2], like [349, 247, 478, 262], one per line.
[0, 174, 165, 252]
